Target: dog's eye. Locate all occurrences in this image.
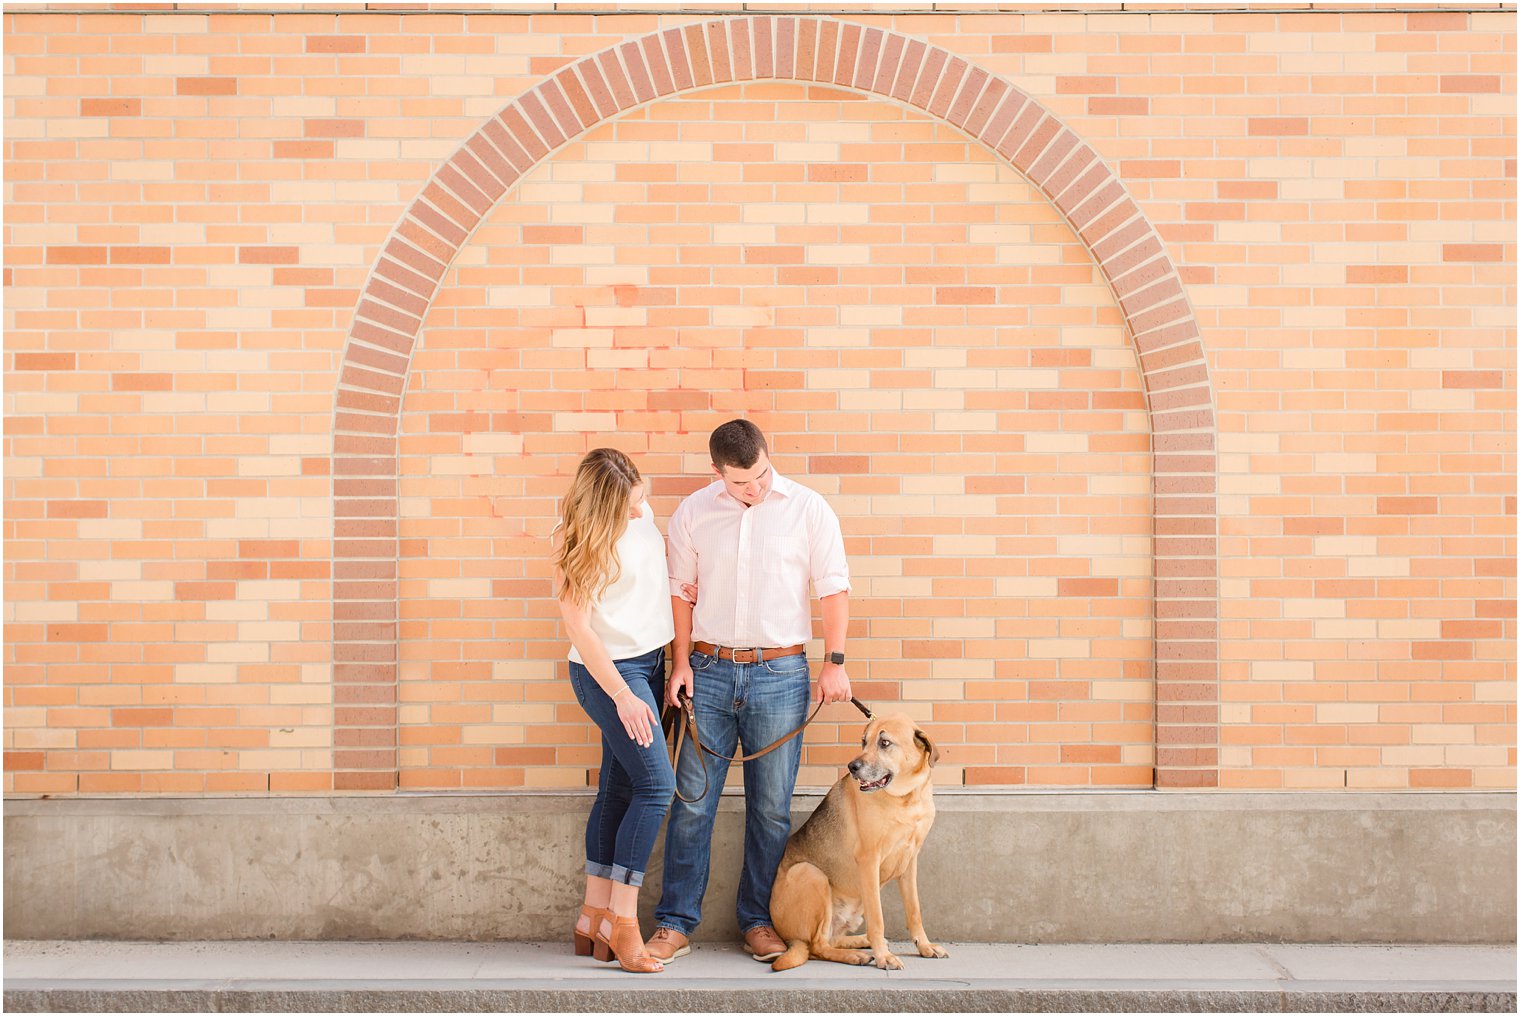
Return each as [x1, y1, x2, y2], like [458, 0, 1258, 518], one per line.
[860, 738, 867, 747]
[879, 738, 891, 749]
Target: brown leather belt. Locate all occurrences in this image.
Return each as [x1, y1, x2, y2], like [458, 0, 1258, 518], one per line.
[691, 642, 806, 664]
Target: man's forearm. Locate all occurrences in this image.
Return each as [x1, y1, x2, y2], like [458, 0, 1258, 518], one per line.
[671, 595, 693, 656]
[820, 591, 849, 654]
[815, 591, 852, 704]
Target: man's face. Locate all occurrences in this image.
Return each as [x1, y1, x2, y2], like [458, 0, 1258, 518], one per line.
[714, 450, 772, 507]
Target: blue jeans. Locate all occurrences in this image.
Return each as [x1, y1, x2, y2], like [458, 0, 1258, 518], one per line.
[654, 649, 810, 935]
[568, 647, 675, 888]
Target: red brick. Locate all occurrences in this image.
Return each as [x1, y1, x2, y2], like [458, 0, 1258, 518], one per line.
[1440, 76, 1500, 93]
[113, 373, 173, 391]
[81, 98, 141, 117]
[1057, 76, 1115, 94]
[1443, 371, 1505, 389]
[334, 770, 396, 791]
[175, 582, 235, 601]
[307, 36, 365, 53]
[48, 501, 108, 519]
[1122, 160, 1181, 178]
[1156, 769, 1218, 789]
[305, 119, 364, 138]
[110, 247, 170, 264]
[14, 353, 75, 370]
[47, 246, 108, 265]
[1412, 641, 1473, 661]
[1347, 265, 1407, 284]
[1088, 97, 1148, 116]
[113, 709, 173, 727]
[1249, 117, 1308, 135]
[49, 624, 109, 642]
[1377, 496, 1438, 515]
[5, 752, 45, 771]
[809, 456, 869, 473]
[1407, 12, 1467, 30]
[177, 77, 237, 96]
[935, 286, 996, 304]
[1410, 768, 1473, 788]
[1443, 244, 1504, 262]
[964, 767, 1026, 785]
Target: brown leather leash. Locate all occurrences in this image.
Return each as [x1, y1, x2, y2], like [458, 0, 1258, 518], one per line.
[662, 689, 873, 804]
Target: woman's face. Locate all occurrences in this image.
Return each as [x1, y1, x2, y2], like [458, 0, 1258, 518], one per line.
[625, 482, 645, 521]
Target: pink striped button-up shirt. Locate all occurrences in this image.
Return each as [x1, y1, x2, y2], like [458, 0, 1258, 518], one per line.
[666, 471, 851, 649]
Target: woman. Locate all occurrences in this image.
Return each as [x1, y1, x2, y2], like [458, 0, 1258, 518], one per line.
[553, 448, 676, 974]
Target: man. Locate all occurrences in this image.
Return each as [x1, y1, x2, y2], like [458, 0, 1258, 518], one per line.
[647, 419, 852, 963]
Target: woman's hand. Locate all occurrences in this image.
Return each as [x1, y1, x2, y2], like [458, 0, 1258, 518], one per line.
[678, 582, 698, 604]
[615, 688, 658, 747]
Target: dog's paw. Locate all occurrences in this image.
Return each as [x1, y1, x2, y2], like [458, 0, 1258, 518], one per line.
[872, 951, 904, 970]
[917, 941, 949, 959]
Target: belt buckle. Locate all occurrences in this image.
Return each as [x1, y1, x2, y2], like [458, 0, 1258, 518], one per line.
[731, 647, 758, 664]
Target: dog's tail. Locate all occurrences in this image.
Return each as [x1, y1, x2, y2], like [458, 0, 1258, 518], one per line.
[770, 940, 809, 972]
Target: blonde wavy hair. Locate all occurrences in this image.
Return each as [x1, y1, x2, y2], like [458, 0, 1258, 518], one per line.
[554, 448, 642, 607]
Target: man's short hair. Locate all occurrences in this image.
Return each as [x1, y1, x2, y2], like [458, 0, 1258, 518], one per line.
[709, 419, 768, 471]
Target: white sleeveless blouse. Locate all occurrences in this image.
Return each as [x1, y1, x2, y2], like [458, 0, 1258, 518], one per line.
[568, 501, 676, 664]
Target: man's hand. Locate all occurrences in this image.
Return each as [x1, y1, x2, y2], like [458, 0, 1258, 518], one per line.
[668, 658, 695, 708]
[814, 662, 851, 705]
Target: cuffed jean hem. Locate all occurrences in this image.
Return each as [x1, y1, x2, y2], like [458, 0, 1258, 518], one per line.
[585, 860, 646, 887]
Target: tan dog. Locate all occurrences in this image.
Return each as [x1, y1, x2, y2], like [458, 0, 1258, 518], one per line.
[768, 714, 948, 971]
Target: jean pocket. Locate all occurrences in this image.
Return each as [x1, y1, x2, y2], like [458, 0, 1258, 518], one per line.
[763, 652, 811, 676]
[690, 651, 716, 672]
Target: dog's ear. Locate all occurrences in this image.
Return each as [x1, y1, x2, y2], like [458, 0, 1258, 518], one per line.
[914, 728, 940, 767]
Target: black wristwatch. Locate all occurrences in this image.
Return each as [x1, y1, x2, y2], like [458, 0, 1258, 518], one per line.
[826, 651, 845, 666]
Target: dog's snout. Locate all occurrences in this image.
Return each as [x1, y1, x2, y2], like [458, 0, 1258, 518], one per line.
[847, 758, 862, 774]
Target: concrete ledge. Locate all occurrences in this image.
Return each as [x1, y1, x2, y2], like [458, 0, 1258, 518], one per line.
[5, 941, 1516, 1014]
[4, 791, 1514, 943]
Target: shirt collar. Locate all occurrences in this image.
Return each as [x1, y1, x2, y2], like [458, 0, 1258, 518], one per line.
[712, 467, 794, 506]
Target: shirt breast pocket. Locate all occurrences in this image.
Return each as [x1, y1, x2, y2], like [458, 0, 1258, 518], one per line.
[763, 534, 808, 577]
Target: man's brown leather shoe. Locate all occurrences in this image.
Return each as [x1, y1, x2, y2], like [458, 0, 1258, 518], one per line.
[645, 926, 690, 961]
[743, 925, 786, 962]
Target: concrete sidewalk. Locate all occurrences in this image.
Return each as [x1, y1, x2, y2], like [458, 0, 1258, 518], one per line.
[4, 940, 1515, 1012]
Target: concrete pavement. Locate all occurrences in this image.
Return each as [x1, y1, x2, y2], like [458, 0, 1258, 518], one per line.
[4, 939, 1515, 1012]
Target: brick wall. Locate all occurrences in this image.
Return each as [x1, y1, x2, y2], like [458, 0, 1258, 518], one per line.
[4, 6, 1514, 795]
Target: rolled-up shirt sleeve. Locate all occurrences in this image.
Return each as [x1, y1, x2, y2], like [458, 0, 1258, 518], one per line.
[666, 498, 698, 596]
[808, 497, 851, 598]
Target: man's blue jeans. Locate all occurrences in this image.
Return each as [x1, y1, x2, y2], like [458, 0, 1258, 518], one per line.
[654, 649, 810, 936]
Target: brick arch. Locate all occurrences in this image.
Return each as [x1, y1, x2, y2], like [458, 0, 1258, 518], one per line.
[330, 16, 1218, 792]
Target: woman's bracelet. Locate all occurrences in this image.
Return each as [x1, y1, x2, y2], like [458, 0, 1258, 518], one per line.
[611, 685, 633, 702]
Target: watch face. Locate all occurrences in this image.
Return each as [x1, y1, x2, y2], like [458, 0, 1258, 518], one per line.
[828, 652, 845, 665]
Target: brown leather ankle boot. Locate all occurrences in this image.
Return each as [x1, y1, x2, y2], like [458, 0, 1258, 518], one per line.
[573, 904, 607, 958]
[603, 914, 664, 973]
